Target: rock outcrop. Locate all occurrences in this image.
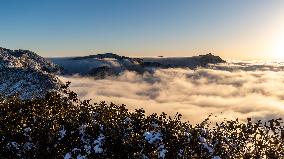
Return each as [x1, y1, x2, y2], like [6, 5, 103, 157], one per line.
[0, 47, 61, 99]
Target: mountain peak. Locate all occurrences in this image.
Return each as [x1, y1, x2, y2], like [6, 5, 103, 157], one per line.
[0, 47, 61, 99]
[0, 47, 61, 73]
[198, 53, 226, 64]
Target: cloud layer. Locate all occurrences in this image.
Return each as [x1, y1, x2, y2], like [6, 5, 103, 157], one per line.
[59, 61, 284, 124]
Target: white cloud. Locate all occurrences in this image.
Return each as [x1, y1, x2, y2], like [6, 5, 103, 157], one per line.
[59, 62, 284, 124]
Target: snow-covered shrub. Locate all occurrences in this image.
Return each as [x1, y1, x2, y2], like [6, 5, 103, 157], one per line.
[0, 82, 283, 158]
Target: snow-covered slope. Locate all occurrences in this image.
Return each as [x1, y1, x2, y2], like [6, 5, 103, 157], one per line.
[0, 47, 61, 99]
[49, 53, 225, 78]
[0, 47, 61, 73]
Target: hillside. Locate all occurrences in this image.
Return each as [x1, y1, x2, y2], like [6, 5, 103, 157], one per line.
[0, 47, 61, 99]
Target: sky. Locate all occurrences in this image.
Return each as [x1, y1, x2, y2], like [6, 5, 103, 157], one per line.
[1, 0, 284, 59]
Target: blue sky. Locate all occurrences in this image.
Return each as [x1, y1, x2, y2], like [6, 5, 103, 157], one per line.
[1, 0, 284, 59]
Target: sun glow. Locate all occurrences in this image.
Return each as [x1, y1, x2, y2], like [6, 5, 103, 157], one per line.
[272, 32, 284, 60]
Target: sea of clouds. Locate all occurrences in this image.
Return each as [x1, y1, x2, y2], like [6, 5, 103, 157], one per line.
[59, 61, 284, 124]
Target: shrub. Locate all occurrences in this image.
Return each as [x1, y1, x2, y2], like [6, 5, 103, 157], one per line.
[0, 82, 283, 159]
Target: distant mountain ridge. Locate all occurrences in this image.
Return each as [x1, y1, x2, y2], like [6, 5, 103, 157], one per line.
[50, 53, 225, 78]
[72, 52, 143, 63]
[0, 47, 61, 99]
